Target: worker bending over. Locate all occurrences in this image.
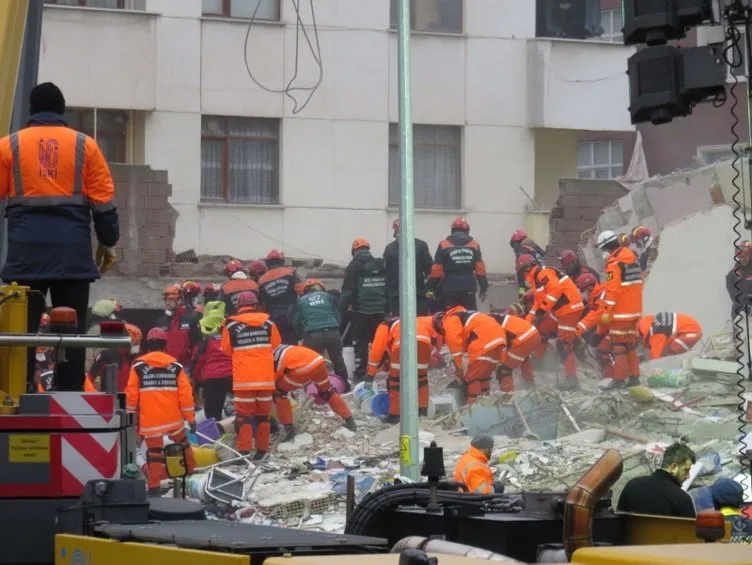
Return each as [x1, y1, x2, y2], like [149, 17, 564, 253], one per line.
[273, 344, 357, 441]
[367, 315, 435, 422]
[125, 327, 197, 497]
[558, 249, 600, 283]
[221, 292, 281, 460]
[433, 308, 506, 404]
[509, 230, 546, 295]
[454, 435, 504, 494]
[638, 312, 702, 360]
[574, 273, 613, 380]
[489, 313, 541, 392]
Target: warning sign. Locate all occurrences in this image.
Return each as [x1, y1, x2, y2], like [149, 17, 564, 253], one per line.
[400, 435, 411, 465]
[9, 434, 50, 463]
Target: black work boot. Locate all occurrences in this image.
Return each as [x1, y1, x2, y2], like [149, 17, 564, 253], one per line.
[282, 424, 296, 442]
[383, 415, 399, 425]
[418, 408, 428, 417]
[252, 450, 267, 461]
[603, 379, 626, 391]
[344, 417, 357, 432]
[627, 376, 641, 387]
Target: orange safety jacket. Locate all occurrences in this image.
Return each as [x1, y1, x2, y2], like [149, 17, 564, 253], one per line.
[273, 344, 327, 387]
[454, 446, 494, 494]
[221, 310, 281, 391]
[491, 313, 539, 347]
[577, 282, 608, 334]
[441, 306, 506, 370]
[125, 351, 195, 437]
[600, 247, 643, 323]
[638, 312, 702, 359]
[367, 316, 435, 377]
[525, 266, 584, 321]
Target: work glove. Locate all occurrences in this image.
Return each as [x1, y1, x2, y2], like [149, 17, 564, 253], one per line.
[518, 287, 526, 298]
[95, 245, 117, 274]
[479, 288, 488, 301]
[492, 481, 505, 494]
[600, 312, 612, 325]
[189, 421, 197, 434]
[426, 290, 437, 300]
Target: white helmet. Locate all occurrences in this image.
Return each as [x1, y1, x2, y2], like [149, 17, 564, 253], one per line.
[231, 270, 249, 280]
[595, 230, 619, 249]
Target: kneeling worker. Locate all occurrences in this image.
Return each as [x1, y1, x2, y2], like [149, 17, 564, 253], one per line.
[454, 435, 504, 494]
[637, 312, 703, 360]
[125, 327, 197, 496]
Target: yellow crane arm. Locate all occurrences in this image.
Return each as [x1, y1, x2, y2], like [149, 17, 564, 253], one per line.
[0, 0, 29, 136]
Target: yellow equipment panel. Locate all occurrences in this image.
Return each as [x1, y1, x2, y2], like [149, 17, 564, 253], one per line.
[572, 543, 752, 565]
[55, 534, 250, 565]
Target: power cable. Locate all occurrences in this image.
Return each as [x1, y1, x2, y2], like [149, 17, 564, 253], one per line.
[243, 0, 323, 114]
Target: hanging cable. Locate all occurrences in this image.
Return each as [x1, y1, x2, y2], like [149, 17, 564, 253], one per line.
[243, 0, 323, 114]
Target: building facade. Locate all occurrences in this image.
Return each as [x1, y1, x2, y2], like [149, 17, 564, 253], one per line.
[39, 0, 632, 272]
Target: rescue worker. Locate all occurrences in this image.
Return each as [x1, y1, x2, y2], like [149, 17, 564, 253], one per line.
[125, 327, 197, 497]
[637, 312, 703, 360]
[618, 233, 630, 248]
[192, 301, 233, 421]
[84, 323, 142, 392]
[727, 240, 752, 322]
[574, 272, 613, 379]
[594, 230, 644, 389]
[383, 219, 433, 315]
[0, 82, 119, 392]
[515, 254, 584, 389]
[222, 268, 260, 316]
[223, 259, 246, 280]
[181, 280, 202, 313]
[202, 282, 222, 304]
[510, 229, 546, 294]
[433, 307, 506, 404]
[630, 225, 654, 272]
[292, 279, 348, 383]
[259, 249, 302, 345]
[247, 259, 267, 282]
[86, 298, 123, 371]
[221, 291, 281, 460]
[506, 289, 535, 317]
[454, 435, 504, 494]
[340, 239, 387, 384]
[711, 478, 752, 542]
[489, 312, 542, 392]
[366, 315, 434, 422]
[429, 217, 489, 310]
[155, 284, 202, 370]
[273, 344, 356, 441]
[558, 249, 600, 283]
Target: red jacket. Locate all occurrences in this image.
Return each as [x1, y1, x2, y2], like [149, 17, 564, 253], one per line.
[193, 333, 232, 383]
[156, 306, 201, 369]
[88, 347, 134, 392]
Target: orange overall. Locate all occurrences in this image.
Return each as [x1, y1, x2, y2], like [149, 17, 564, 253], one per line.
[638, 313, 703, 360]
[273, 344, 352, 424]
[525, 267, 584, 379]
[491, 314, 542, 392]
[441, 307, 506, 404]
[125, 351, 197, 490]
[577, 282, 613, 378]
[221, 311, 282, 454]
[454, 447, 494, 494]
[367, 316, 434, 417]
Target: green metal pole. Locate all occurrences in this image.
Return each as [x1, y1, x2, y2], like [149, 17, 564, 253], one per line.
[397, 0, 419, 480]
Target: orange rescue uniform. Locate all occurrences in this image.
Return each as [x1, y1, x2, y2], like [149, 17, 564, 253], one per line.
[440, 307, 506, 403]
[221, 311, 282, 454]
[490, 314, 542, 392]
[454, 446, 494, 494]
[576, 282, 613, 379]
[367, 316, 434, 417]
[125, 351, 196, 490]
[638, 312, 702, 360]
[273, 344, 352, 424]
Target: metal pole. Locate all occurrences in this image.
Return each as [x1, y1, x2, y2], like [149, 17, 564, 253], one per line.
[0, 334, 132, 348]
[397, 0, 419, 480]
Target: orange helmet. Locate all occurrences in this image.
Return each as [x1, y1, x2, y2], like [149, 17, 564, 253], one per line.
[163, 284, 181, 299]
[299, 278, 325, 295]
[223, 259, 246, 278]
[451, 217, 470, 231]
[515, 254, 537, 274]
[352, 238, 370, 253]
[125, 323, 142, 345]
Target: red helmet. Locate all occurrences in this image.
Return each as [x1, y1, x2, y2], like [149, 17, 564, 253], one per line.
[631, 225, 652, 242]
[515, 254, 537, 273]
[146, 327, 168, 341]
[266, 249, 285, 262]
[223, 259, 245, 278]
[181, 280, 201, 297]
[247, 260, 267, 276]
[233, 291, 258, 309]
[203, 282, 222, 297]
[510, 229, 528, 244]
[522, 290, 535, 304]
[451, 217, 469, 231]
[392, 219, 400, 231]
[559, 249, 578, 268]
[431, 312, 446, 334]
[575, 272, 598, 290]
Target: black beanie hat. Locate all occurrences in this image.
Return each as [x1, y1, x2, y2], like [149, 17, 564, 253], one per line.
[471, 434, 494, 451]
[29, 82, 66, 116]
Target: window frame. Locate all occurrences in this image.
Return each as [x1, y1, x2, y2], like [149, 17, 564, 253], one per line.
[44, 0, 125, 7]
[388, 123, 462, 210]
[389, 0, 463, 34]
[200, 116, 281, 205]
[600, 8, 623, 43]
[576, 140, 624, 180]
[201, 0, 281, 21]
[696, 144, 736, 166]
[64, 108, 129, 164]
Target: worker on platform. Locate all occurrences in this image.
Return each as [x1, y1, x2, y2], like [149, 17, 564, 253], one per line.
[515, 254, 584, 390]
[594, 230, 644, 389]
[489, 312, 542, 392]
[383, 219, 433, 316]
[711, 478, 752, 541]
[428, 218, 489, 310]
[273, 344, 357, 441]
[221, 264, 260, 317]
[637, 312, 703, 360]
[727, 240, 752, 322]
[125, 327, 197, 497]
[574, 273, 613, 380]
[181, 280, 202, 314]
[617, 442, 695, 518]
[202, 282, 222, 304]
[454, 435, 504, 494]
[221, 291, 281, 460]
[247, 259, 268, 283]
[191, 301, 233, 421]
[366, 315, 435, 422]
[259, 249, 302, 345]
[84, 323, 142, 392]
[509, 230, 546, 295]
[0, 82, 120, 392]
[558, 249, 600, 283]
[340, 239, 387, 384]
[432, 307, 506, 404]
[292, 279, 348, 383]
[155, 284, 201, 370]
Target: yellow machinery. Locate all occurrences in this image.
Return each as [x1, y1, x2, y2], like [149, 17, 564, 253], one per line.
[0, 0, 28, 137]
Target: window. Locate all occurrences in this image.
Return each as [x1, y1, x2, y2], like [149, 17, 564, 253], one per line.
[389, 0, 462, 34]
[697, 145, 736, 166]
[64, 108, 129, 164]
[44, 0, 125, 7]
[577, 140, 624, 179]
[599, 8, 622, 42]
[536, 0, 604, 40]
[202, 0, 280, 20]
[201, 116, 280, 204]
[388, 124, 461, 209]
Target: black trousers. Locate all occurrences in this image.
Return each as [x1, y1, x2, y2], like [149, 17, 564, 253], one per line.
[303, 328, 348, 380]
[271, 315, 298, 345]
[19, 279, 90, 392]
[440, 290, 477, 310]
[202, 376, 232, 421]
[351, 312, 383, 380]
[388, 293, 431, 316]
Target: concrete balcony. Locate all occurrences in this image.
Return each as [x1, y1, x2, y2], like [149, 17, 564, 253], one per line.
[527, 38, 635, 131]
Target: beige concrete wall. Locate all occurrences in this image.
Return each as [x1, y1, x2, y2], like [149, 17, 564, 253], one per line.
[533, 129, 578, 210]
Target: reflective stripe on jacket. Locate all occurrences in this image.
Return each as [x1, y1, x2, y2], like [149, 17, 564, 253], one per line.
[601, 246, 643, 321]
[454, 447, 494, 494]
[273, 344, 327, 387]
[221, 311, 282, 391]
[441, 306, 505, 369]
[367, 316, 435, 377]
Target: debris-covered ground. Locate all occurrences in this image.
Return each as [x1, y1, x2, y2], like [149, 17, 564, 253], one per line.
[156, 326, 752, 532]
